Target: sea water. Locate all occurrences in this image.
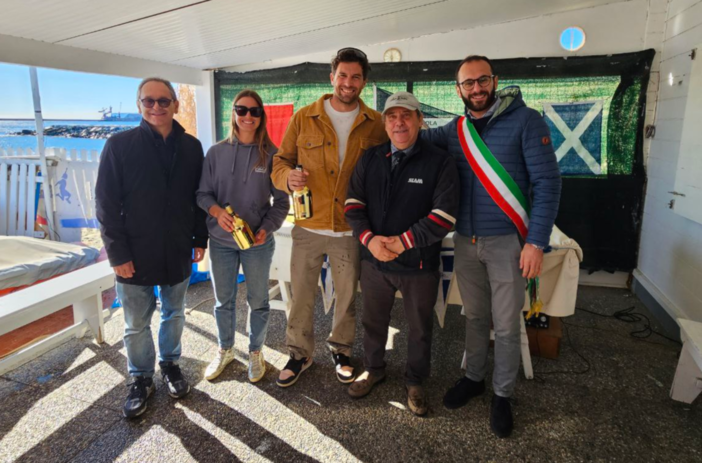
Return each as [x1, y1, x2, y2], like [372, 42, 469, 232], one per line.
[0, 119, 139, 152]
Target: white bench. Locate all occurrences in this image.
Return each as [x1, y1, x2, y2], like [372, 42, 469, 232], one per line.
[670, 318, 702, 404]
[0, 260, 115, 375]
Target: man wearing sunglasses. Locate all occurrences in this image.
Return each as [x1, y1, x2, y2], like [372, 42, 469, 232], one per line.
[96, 77, 208, 418]
[271, 47, 387, 388]
[422, 56, 561, 437]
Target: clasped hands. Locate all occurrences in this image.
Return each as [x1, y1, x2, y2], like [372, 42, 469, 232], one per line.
[368, 235, 406, 262]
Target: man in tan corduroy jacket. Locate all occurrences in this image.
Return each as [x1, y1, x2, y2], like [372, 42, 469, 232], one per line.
[271, 47, 387, 388]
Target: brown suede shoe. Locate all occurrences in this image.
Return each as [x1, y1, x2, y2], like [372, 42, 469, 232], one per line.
[348, 371, 385, 399]
[406, 385, 428, 416]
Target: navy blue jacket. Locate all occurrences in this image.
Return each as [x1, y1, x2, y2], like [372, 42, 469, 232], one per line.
[423, 87, 561, 247]
[345, 138, 459, 274]
[96, 119, 208, 286]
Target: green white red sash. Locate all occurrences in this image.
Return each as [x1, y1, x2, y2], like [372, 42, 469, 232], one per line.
[457, 116, 530, 239]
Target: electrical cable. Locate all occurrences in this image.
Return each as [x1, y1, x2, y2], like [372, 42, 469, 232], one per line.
[530, 304, 681, 381]
[575, 306, 681, 345]
[185, 297, 215, 315]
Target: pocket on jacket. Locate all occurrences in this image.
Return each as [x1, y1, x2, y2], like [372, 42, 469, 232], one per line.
[296, 136, 325, 170]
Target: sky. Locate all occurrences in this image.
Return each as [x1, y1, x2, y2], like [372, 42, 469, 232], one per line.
[0, 62, 143, 120]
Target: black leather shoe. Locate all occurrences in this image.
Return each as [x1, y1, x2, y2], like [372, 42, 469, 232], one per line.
[490, 394, 514, 438]
[443, 376, 485, 409]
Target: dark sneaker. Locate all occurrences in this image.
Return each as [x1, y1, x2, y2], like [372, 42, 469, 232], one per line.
[123, 376, 155, 418]
[406, 385, 429, 417]
[348, 370, 385, 398]
[332, 352, 356, 383]
[160, 362, 190, 399]
[276, 356, 312, 388]
[490, 395, 514, 438]
[443, 376, 486, 409]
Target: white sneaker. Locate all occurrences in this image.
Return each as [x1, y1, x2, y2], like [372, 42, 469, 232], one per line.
[205, 348, 235, 381]
[248, 351, 266, 383]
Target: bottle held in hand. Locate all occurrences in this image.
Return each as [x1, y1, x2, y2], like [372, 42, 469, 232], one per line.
[224, 203, 255, 250]
[292, 164, 313, 220]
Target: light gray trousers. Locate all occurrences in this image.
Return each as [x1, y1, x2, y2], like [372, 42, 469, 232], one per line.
[453, 233, 525, 398]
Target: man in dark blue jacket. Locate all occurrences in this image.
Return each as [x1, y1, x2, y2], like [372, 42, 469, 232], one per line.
[96, 77, 208, 419]
[345, 92, 459, 416]
[423, 56, 561, 437]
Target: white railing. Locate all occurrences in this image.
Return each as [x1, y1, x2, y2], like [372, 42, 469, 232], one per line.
[0, 147, 102, 241]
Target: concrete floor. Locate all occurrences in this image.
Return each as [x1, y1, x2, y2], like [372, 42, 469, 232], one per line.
[0, 283, 700, 463]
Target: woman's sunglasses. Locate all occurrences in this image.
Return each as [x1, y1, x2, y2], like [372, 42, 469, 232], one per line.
[234, 105, 263, 118]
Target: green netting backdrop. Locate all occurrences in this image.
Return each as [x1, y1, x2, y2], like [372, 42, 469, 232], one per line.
[214, 51, 654, 270]
[217, 76, 637, 176]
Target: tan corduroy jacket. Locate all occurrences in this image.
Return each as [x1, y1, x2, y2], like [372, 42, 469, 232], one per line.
[271, 94, 388, 232]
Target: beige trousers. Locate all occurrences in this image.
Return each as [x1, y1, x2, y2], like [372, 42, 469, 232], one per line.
[287, 226, 360, 359]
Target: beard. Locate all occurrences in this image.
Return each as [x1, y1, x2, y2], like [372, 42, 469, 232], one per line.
[462, 87, 497, 113]
[334, 87, 360, 105]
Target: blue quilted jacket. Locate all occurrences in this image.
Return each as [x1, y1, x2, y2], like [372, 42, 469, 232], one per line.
[423, 86, 561, 247]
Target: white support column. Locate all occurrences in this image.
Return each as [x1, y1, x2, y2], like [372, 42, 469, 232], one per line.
[195, 70, 217, 153]
[29, 67, 57, 241]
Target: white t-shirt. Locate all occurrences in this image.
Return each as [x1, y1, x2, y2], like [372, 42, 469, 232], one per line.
[304, 99, 360, 238]
[324, 97, 359, 167]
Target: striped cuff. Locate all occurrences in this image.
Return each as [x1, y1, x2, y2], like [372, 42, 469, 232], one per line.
[359, 230, 374, 247]
[345, 198, 366, 214]
[399, 230, 415, 250]
[428, 209, 456, 230]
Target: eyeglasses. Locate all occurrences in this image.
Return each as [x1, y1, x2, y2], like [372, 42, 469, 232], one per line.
[457, 75, 495, 91]
[140, 98, 174, 108]
[336, 47, 367, 59]
[234, 105, 264, 118]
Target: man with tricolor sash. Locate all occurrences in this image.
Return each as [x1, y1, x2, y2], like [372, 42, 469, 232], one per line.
[423, 55, 561, 437]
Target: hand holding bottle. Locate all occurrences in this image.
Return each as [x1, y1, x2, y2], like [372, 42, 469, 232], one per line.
[209, 205, 235, 233]
[253, 229, 267, 246]
[287, 167, 310, 191]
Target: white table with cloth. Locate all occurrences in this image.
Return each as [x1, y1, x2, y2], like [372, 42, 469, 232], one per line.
[435, 225, 583, 326]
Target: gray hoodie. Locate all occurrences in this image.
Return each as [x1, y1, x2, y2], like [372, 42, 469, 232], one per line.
[197, 140, 289, 248]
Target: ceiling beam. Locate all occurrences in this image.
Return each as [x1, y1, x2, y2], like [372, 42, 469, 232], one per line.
[0, 34, 203, 85]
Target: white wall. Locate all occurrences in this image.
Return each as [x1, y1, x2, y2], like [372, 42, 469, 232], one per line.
[637, 0, 702, 322]
[224, 1, 649, 73]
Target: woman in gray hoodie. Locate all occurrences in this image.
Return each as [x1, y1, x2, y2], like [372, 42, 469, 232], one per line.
[196, 90, 289, 383]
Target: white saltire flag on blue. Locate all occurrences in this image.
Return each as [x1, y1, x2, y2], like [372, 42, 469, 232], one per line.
[543, 101, 604, 175]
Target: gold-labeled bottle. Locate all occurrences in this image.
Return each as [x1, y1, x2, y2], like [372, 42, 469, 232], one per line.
[292, 164, 313, 220]
[224, 203, 255, 250]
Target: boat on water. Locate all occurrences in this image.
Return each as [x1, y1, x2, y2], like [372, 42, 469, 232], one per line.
[98, 106, 140, 122]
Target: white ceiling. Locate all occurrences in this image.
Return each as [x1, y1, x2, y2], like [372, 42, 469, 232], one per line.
[0, 0, 632, 70]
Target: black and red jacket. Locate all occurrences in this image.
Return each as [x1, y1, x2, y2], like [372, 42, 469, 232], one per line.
[345, 138, 459, 274]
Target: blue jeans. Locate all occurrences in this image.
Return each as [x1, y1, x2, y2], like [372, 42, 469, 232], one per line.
[116, 276, 190, 378]
[209, 237, 275, 352]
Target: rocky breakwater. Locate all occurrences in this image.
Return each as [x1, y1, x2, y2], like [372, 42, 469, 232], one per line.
[14, 125, 132, 139]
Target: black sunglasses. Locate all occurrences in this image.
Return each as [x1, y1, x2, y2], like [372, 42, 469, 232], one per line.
[234, 105, 264, 118]
[337, 47, 367, 59]
[140, 97, 174, 109]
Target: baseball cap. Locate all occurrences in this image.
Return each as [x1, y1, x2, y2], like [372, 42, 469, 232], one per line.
[382, 91, 421, 116]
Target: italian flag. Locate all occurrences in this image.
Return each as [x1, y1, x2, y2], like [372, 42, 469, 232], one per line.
[457, 116, 530, 239]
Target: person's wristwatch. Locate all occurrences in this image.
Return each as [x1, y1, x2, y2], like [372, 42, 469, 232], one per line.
[529, 243, 545, 251]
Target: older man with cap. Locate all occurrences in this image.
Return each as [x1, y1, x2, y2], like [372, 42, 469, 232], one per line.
[344, 92, 459, 416]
